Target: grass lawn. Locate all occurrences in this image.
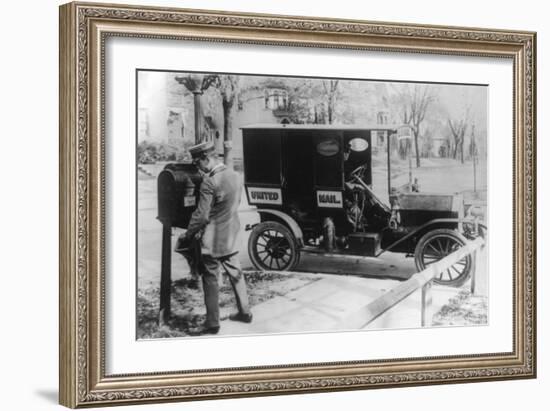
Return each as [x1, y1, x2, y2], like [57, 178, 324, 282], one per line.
[137, 271, 320, 339]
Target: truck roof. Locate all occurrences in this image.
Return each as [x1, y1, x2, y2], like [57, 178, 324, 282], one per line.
[240, 123, 407, 131]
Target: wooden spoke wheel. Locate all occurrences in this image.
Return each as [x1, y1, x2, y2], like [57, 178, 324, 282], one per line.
[414, 228, 473, 287]
[248, 221, 300, 272]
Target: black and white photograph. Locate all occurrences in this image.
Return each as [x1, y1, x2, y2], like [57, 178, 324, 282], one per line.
[136, 70, 488, 339]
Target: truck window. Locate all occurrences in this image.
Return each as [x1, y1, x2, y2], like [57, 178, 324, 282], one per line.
[242, 129, 282, 185]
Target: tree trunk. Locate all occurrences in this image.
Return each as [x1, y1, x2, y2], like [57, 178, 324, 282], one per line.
[193, 91, 203, 144]
[222, 99, 234, 168]
[414, 129, 421, 168]
[325, 80, 338, 125]
[328, 94, 334, 124]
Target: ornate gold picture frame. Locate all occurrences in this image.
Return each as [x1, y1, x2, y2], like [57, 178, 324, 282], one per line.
[59, 1, 536, 408]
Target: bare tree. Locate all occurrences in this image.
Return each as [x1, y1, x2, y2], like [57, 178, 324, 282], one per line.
[394, 84, 436, 167]
[200, 75, 241, 167]
[447, 114, 469, 164]
[468, 123, 478, 159]
[285, 78, 318, 123]
[281, 78, 341, 124]
[322, 80, 340, 124]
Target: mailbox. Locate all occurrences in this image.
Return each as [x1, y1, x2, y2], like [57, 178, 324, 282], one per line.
[157, 163, 203, 228]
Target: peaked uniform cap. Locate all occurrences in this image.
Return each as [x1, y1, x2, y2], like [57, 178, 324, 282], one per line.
[189, 141, 215, 159]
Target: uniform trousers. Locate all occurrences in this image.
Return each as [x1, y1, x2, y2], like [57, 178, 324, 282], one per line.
[200, 253, 251, 328]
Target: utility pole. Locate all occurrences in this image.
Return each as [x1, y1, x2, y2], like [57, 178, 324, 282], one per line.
[408, 137, 413, 191]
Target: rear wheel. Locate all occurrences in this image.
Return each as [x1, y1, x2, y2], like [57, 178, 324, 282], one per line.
[248, 221, 300, 271]
[414, 228, 472, 287]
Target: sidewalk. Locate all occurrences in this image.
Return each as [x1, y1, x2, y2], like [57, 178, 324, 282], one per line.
[218, 272, 465, 336]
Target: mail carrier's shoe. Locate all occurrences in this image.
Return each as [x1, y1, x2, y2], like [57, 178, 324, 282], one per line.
[229, 312, 253, 323]
[187, 324, 220, 336]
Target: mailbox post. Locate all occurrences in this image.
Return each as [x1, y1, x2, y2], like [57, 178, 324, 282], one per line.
[159, 223, 172, 324]
[157, 163, 202, 325]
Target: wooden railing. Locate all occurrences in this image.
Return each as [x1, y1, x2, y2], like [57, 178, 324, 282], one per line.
[340, 237, 486, 329]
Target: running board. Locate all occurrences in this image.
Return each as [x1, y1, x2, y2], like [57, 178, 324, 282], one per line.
[301, 246, 383, 260]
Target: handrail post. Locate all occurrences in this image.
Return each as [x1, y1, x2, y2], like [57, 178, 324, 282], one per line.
[470, 249, 477, 295]
[421, 281, 433, 327]
[471, 243, 488, 296]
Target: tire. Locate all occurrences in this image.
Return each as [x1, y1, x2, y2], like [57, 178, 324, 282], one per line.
[248, 221, 300, 271]
[414, 228, 473, 287]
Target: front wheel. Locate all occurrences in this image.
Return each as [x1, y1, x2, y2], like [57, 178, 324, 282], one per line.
[248, 221, 300, 271]
[414, 228, 473, 287]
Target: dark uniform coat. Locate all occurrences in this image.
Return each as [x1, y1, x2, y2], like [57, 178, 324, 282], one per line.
[185, 164, 242, 258]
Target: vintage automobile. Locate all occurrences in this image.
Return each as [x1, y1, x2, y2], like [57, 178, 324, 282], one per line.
[241, 124, 485, 287]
